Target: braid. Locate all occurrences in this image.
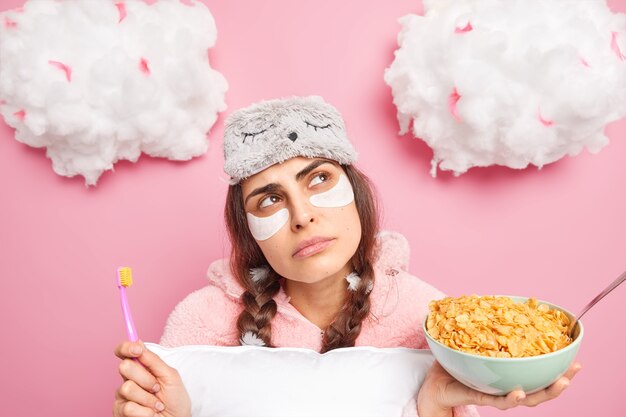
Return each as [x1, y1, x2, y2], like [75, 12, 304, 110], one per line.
[321, 265, 374, 353]
[225, 183, 282, 347]
[236, 267, 281, 347]
[320, 164, 379, 353]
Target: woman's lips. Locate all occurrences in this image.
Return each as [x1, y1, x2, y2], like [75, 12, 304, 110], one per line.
[292, 238, 335, 258]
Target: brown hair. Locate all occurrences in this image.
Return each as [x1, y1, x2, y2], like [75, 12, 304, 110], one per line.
[224, 163, 379, 353]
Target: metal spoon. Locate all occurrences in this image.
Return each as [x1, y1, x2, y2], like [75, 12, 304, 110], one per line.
[568, 270, 626, 339]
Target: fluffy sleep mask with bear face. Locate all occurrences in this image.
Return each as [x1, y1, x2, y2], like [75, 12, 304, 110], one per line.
[223, 96, 358, 184]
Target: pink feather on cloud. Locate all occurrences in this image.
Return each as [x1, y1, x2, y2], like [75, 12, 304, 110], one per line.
[448, 88, 462, 122]
[538, 109, 554, 127]
[13, 110, 26, 121]
[4, 16, 16, 28]
[48, 61, 72, 82]
[455, 22, 473, 33]
[116, 2, 127, 23]
[611, 31, 626, 61]
[139, 58, 151, 75]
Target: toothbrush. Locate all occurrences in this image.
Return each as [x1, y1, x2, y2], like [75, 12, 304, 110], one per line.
[117, 266, 139, 342]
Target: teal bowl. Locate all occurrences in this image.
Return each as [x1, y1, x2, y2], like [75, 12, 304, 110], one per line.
[423, 296, 583, 395]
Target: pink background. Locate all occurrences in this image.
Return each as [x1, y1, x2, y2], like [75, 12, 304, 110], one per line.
[1, 0, 625, 416]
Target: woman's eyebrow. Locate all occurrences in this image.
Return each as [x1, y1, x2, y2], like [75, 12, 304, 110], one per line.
[295, 159, 333, 181]
[244, 183, 282, 206]
[244, 160, 334, 205]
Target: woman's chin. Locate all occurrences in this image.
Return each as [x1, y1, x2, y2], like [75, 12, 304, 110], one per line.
[285, 259, 352, 285]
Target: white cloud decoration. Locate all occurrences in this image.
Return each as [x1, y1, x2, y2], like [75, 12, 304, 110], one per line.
[0, 0, 228, 185]
[385, 0, 626, 177]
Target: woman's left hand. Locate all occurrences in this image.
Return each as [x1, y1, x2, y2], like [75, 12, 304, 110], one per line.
[417, 360, 582, 417]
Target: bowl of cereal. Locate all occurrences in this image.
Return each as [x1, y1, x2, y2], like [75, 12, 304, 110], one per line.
[423, 295, 583, 395]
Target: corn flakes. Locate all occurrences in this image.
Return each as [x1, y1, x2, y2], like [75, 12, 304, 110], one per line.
[426, 296, 572, 358]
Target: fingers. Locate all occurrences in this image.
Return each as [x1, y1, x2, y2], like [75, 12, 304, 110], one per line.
[425, 362, 525, 411]
[521, 370, 578, 407]
[116, 380, 166, 414]
[563, 362, 583, 380]
[115, 340, 145, 360]
[478, 369, 577, 410]
[502, 390, 526, 409]
[113, 398, 162, 417]
[430, 360, 582, 411]
[519, 379, 567, 407]
[113, 341, 189, 417]
[135, 345, 180, 382]
[523, 362, 582, 407]
[115, 340, 178, 383]
[471, 389, 525, 410]
[516, 363, 581, 408]
[118, 357, 161, 394]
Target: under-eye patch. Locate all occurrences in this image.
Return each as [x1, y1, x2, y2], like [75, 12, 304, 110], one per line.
[246, 208, 289, 241]
[310, 174, 354, 208]
[305, 121, 332, 131]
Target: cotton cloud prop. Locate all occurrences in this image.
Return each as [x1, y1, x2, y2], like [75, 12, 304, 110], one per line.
[0, 0, 227, 185]
[385, 0, 626, 177]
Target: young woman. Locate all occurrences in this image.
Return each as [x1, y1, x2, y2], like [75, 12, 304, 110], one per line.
[113, 96, 581, 417]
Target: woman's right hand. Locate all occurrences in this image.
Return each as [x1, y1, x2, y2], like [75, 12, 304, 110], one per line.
[113, 340, 192, 417]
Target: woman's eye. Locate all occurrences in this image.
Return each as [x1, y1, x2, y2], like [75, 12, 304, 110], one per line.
[259, 195, 280, 208]
[309, 172, 329, 187]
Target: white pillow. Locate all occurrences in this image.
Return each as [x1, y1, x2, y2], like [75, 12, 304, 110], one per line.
[146, 343, 434, 417]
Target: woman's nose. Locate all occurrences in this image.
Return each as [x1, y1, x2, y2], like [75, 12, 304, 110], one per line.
[290, 200, 316, 230]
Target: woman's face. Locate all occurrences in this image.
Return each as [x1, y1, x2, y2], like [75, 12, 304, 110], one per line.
[241, 157, 362, 284]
